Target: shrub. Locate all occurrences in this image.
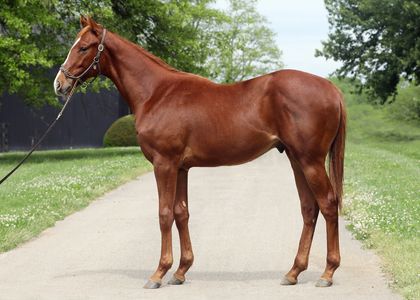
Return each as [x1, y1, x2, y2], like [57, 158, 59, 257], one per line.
[103, 114, 138, 147]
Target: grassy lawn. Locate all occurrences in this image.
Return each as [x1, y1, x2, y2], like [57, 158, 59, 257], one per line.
[343, 94, 420, 299]
[0, 147, 152, 252]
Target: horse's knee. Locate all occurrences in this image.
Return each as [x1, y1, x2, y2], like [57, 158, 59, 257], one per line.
[174, 203, 189, 224]
[159, 206, 174, 229]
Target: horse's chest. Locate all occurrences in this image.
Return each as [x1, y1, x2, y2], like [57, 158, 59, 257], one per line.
[136, 119, 185, 159]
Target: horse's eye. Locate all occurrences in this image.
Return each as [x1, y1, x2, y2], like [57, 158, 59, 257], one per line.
[80, 46, 88, 52]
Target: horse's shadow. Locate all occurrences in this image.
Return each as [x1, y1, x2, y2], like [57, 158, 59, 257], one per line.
[56, 268, 320, 283]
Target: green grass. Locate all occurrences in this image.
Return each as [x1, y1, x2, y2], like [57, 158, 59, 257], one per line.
[0, 147, 152, 252]
[342, 89, 420, 299]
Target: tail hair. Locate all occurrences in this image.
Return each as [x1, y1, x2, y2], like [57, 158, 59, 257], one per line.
[328, 95, 346, 211]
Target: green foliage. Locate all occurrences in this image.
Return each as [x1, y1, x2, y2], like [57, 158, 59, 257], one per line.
[329, 77, 367, 104]
[110, 0, 227, 77]
[340, 79, 420, 299]
[0, 147, 152, 252]
[333, 77, 420, 123]
[317, 0, 420, 103]
[0, 0, 114, 107]
[103, 114, 137, 147]
[207, 0, 283, 83]
[0, 0, 65, 107]
[387, 82, 420, 123]
[333, 78, 420, 149]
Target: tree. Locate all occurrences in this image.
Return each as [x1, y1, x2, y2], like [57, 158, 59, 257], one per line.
[316, 0, 420, 103]
[0, 0, 65, 107]
[207, 0, 283, 83]
[110, 0, 226, 77]
[0, 0, 115, 107]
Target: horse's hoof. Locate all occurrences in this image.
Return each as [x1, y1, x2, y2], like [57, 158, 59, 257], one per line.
[143, 279, 162, 289]
[280, 276, 297, 285]
[168, 274, 185, 285]
[315, 278, 333, 287]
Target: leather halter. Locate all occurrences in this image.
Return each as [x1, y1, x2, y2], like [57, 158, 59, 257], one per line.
[59, 29, 107, 83]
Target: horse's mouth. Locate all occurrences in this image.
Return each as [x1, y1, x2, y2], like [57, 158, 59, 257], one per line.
[57, 80, 80, 102]
[61, 85, 72, 96]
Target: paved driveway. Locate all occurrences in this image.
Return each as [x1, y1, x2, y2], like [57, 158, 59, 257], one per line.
[0, 150, 400, 300]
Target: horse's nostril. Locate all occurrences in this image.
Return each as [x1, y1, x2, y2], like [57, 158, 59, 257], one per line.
[56, 81, 61, 89]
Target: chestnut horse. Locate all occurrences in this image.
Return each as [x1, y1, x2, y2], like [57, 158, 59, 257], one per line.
[54, 16, 346, 289]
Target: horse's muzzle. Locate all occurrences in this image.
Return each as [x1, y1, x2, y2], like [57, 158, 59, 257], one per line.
[54, 71, 73, 98]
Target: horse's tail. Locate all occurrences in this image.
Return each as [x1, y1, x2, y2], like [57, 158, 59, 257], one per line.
[329, 94, 346, 211]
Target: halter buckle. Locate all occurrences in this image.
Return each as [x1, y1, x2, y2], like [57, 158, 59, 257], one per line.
[98, 44, 104, 52]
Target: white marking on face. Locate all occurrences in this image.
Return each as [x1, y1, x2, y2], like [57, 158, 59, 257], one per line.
[64, 37, 81, 65]
[53, 37, 81, 95]
[53, 71, 61, 95]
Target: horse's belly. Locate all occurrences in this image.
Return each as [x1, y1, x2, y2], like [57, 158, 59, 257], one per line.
[184, 131, 279, 168]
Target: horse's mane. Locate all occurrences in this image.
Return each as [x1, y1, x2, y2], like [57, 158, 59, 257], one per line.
[79, 25, 181, 74]
[136, 45, 179, 73]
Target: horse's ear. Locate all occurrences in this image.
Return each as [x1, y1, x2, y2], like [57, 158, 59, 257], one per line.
[86, 16, 102, 36]
[80, 15, 89, 28]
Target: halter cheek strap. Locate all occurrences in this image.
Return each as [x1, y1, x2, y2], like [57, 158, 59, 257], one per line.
[60, 29, 107, 83]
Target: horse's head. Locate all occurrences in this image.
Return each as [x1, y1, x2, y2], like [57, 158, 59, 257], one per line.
[54, 15, 106, 97]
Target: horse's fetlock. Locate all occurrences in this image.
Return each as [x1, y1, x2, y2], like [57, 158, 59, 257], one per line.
[327, 254, 340, 269]
[181, 252, 194, 267]
[159, 258, 173, 270]
[294, 257, 308, 272]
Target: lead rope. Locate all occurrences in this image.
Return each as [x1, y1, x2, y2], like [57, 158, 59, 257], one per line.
[0, 79, 79, 185]
[0, 29, 107, 186]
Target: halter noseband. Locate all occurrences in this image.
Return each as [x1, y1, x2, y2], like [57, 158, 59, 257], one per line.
[60, 29, 107, 83]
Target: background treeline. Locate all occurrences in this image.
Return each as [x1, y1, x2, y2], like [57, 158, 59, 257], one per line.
[317, 0, 419, 122]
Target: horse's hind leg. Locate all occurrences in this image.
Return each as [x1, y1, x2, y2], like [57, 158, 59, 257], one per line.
[281, 153, 319, 285]
[298, 157, 340, 287]
[168, 168, 194, 285]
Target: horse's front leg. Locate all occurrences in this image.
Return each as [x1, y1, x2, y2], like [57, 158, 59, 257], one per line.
[144, 158, 178, 289]
[168, 168, 194, 285]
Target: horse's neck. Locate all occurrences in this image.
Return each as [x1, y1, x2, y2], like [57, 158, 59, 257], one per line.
[102, 32, 174, 112]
